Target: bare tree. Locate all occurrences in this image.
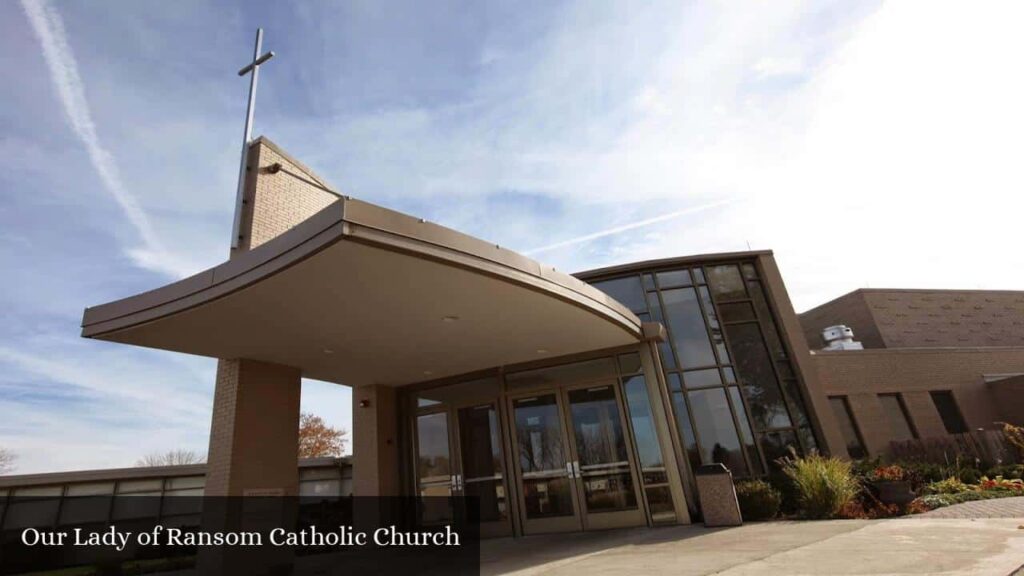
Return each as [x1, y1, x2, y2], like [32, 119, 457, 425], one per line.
[136, 449, 205, 467]
[0, 447, 16, 474]
[298, 413, 348, 458]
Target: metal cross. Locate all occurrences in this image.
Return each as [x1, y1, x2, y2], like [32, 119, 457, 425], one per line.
[230, 28, 275, 249]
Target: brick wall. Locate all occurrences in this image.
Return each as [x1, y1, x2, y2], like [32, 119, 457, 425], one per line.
[813, 347, 1024, 455]
[800, 289, 1024, 350]
[234, 136, 340, 252]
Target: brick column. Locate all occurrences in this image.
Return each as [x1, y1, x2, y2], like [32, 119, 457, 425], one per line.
[204, 359, 302, 496]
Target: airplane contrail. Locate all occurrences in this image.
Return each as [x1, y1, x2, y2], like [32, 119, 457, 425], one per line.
[22, 0, 176, 275]
[524, 198, 735, 256]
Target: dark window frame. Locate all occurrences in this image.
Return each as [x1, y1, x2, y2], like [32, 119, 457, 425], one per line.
[929, 390, 969, 434]
[877, 393, 919, 440]
[827, 395, 867, 459]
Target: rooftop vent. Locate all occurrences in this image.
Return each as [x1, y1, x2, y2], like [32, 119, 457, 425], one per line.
[822, 325, 863, 351]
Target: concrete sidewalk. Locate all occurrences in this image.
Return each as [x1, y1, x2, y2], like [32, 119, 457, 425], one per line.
[481, 518, 1024, 576]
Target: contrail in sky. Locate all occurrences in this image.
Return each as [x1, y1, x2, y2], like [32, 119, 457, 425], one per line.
[524, 198, 735, 256]
[21, 0, 175, 275]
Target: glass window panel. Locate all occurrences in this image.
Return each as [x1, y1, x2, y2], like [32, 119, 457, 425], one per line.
[117, 479, 163, 494]
[507, 358, 617, 390]
[725, 323, 792, 430]
[4, 500, 60, 529]
[581, 472, 637, 512]
[464, 479, 507, 523]
[689, 388, 748, 475]
[879, 394, 917, 441]
[706, 265, 747, 301]
[669, 392, 701, 472]
[797, 426, 819, 455]
[780, 379, 811, 427]
[568, 385, 629, 468]
[617, 353, 642, 375]
[722, 367, 737, 384]
[458, 404, 504, 479]
[623, 376, 664, 470]
[748, 281, 787, 360]
[13, 486, 62, 497]
[416, 412, 452, 483]
[729, 387, 763, 475]
[930, 391, 969, 434]
[299, 467, 342, 482]
[741, 263, 757, 279]
[761, 430, 800, 468]
[513, 395, 566, 473]
[590, 276, 648, 314]
[299, 480, 341, 497]
[682, 368, 722, 389]
[698, 286, 731, 364]
[637, 312, 651, 322]
[65, 482, 115, 497]
[661, 288, 717, 368]
[418, 377, 499, 408]
[656, 269, 692, 288]
[647, 294, 677, 369]
[718, 302, 757, 323]
[522, 477, 574, 519]
[112, 497, 160, 520]
[692, 268, 706, 284]
[645, 485, 676, 524]
[166, 476, 204, 490]
[642, 273, 657, 291]
[60, 497, 112, 525]
[667, 372, 683, 392]
[829, 397, 867, 459]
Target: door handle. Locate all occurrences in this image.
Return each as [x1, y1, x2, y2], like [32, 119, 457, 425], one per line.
[573, 461, 581, 477]
[566, 462, 575, 479]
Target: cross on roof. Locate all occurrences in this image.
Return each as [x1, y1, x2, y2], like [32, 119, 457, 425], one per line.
[230, 28, 275, 250]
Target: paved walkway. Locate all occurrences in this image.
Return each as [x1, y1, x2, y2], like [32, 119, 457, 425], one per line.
[481, 518, 1024, 576]
[919, 496, 1024, 519]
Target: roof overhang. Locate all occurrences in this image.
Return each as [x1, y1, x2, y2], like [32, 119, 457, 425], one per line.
[82, 199, 642, 387]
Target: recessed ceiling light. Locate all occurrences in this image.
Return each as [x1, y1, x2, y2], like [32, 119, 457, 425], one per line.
[536, 349, 549, 354]
[442, 315, 459, 323]
[423, 370, 434, 376]
[323, 348, 334, 355]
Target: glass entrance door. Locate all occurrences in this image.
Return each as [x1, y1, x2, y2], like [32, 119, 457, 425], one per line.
[455, 402, 512, 538]
[414, 398, 514, 536]
[509, 393, 583, 534]
[415, 411, 456, 525]
[564, 382, 646, 530]
[509, 383, 646, 534]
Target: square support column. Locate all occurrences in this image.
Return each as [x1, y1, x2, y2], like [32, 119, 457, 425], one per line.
[199, 359, 301, 575]
[352, 384, 401, 497]
[205, 359, 303, 496]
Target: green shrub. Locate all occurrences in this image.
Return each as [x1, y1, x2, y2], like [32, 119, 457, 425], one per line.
[985, 464, 1024, 480]
[923, 477, 970, 495]
[780, 453, 860, 519]
[735, 480, 782, 521]
[918, 489, 1020, 510]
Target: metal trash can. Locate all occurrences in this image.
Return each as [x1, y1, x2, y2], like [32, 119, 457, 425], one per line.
[694, 463, 742, 527]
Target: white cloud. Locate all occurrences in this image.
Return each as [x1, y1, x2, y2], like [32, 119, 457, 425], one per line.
[20, 0, 192, 278]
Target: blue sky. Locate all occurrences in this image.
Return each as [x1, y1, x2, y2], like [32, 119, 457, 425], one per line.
[3, 0, 1023, 474]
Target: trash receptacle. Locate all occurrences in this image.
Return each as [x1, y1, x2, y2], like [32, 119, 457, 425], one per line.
[695, 463, 742, 527]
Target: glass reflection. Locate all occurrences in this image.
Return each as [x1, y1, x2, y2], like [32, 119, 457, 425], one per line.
[514, 395, 566, 473]
[591, 276, 647, 314]
[459, 404, 507, 522]
[416, 413, 451, 483]
[724, 322, 792, 430]
[661, 287, 717, 368]
[706, 265, 747, 301]
[689, 388, 748, 475]
[568, 385, 638, 512]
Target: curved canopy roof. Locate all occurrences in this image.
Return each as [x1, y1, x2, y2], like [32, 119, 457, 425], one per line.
[82, 199, 642, 387]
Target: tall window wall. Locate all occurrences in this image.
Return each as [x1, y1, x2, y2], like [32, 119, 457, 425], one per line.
[589, 260, 819, 476]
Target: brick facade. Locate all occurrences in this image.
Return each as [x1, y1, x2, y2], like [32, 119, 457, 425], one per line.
[813, 347, 1024, 455]
[801, 289, 1024, 350]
